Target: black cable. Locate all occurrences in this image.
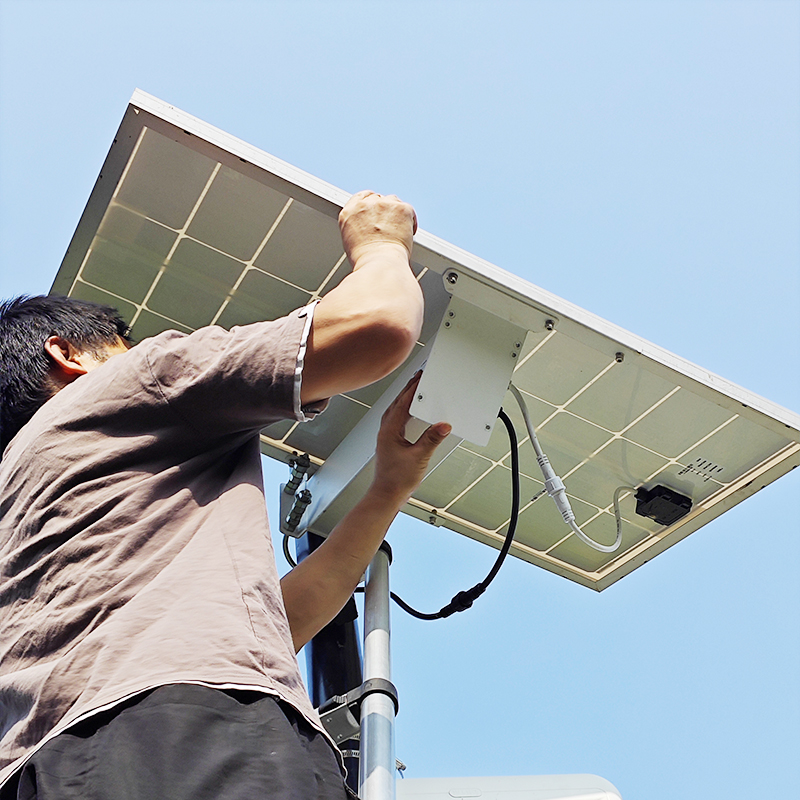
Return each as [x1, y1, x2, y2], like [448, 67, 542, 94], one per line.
[381, 407, 520, 620]
[283, 533, 297, 568]
[288, 408, 521, 621]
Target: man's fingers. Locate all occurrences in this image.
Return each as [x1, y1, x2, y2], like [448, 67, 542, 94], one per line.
[416, 422, 452, 451]
[338, 190, 376, 225]
[400, 371, 422, 400]
[338, 189, 417, 264]
[381, 372, 421, 423]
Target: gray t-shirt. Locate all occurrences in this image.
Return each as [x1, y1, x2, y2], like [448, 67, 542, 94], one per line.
[0, 305, 328, 785]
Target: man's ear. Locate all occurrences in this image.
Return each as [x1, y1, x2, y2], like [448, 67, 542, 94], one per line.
[44, 336, 92, 383]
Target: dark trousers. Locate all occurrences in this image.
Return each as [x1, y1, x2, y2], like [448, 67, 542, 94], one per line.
[2, 684, 353, 800]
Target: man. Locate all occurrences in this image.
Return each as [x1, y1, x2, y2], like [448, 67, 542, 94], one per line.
[0, 191, 451, 799]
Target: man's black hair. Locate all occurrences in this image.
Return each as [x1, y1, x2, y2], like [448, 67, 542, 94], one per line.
[0, 295, 131, 455]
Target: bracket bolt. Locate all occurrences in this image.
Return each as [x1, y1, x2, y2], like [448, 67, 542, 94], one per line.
[545, 319, 555, 331]
[446, 272, 458, 285]
[615, 352, 624, 363]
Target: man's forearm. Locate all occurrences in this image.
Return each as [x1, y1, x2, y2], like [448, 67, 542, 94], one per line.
[301, 245, 423, 404]
[280, 483, 407, 652]
[284, 367, 450, 653]
[299, 192, 424, 405]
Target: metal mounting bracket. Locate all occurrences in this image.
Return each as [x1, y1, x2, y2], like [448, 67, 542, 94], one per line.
[318, 678, 400, 746]
[409, 272, 529, 447]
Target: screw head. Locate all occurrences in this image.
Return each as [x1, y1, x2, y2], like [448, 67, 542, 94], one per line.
[446, 272, 458, 285]
[615, 352, 624, 363]
[417, 394, 423, 401]
[444, 321, 451, 328]
[545, 319, 555, 331]
[485, 424, 491, 431]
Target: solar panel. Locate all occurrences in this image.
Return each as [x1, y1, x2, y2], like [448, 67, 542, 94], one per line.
[52, 90, 800, 591]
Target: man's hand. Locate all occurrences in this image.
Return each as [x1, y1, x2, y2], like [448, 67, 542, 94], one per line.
[371, 372, 452, 505]
[339, 190, 418, 268]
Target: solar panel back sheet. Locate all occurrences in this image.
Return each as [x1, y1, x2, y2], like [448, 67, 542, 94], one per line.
[52, 91, 800, 591]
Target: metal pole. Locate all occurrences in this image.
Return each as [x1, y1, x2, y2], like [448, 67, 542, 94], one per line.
[359, 544, 395, 800]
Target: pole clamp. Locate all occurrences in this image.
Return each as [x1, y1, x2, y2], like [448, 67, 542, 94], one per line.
[318, 678, 399, 744]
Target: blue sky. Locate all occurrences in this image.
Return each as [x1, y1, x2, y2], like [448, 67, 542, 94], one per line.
[1, 2, 798, 798]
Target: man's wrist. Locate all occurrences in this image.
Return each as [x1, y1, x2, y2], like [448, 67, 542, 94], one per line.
[349, 241, 413, 272]
[366, 477, 413, 510]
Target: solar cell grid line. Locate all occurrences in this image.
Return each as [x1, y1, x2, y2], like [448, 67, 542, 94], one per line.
[131, 163, 224, 330]
[208, 197, 296, 326]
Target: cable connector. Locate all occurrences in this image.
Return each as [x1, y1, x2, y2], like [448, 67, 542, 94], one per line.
[284, 453, 311, 495]
[510, 382, 622, 553]
[285, 488, 312, 533]
[438, 585, 486, 618]
[538, 455, 576, 524]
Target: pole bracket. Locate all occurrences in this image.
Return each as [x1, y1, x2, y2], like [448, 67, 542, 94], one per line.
[318, 678, 399, 745]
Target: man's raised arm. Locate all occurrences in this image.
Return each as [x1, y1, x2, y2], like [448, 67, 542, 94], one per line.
[300, 191, 424, 405]
[281, 374, 451, 651]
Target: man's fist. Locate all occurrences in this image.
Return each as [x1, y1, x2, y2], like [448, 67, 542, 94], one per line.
[338, 190, 418, 268]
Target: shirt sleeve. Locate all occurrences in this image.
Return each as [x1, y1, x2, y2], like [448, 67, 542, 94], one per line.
[141, 304, 329, 439]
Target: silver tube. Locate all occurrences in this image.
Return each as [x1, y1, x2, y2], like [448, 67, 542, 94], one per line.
[359, 548, 395, 800]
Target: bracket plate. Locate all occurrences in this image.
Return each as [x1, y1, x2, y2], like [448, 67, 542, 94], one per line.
[411, 285, 528, 447]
